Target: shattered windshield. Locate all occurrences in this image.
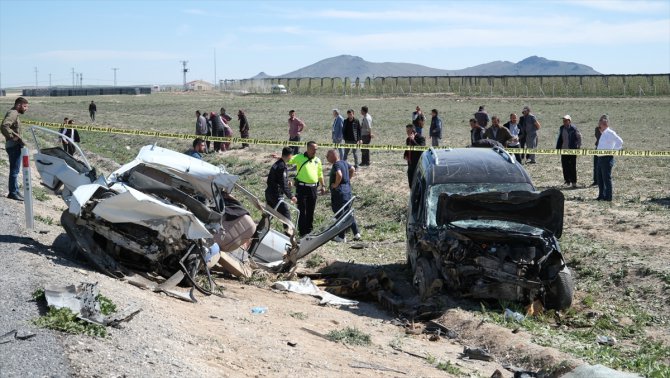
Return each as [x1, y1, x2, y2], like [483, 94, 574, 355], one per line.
[450, 219, 545, 235]
[426, 183, 534, 227]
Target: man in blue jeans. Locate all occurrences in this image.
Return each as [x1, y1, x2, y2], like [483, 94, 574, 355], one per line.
[595, 115, 623, 201]
[1, 97, 29, 201]
[326, 149, 361, 243]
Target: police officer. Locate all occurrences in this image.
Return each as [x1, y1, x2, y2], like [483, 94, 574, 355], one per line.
[288, 141, 326, 236]
[265, 147, 297, 229]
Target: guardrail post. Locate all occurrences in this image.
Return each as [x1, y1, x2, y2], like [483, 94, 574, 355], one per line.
[22, 147, 34, 229]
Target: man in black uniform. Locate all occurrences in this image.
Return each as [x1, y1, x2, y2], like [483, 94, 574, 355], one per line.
[266, 147, 297, 230]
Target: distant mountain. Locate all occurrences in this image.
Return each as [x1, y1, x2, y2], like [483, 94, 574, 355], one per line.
[250, 71, 273, 79]
[252, 55, 600, 78]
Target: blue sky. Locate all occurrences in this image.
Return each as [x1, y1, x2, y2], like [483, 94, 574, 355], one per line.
[1, 0, 669, 87]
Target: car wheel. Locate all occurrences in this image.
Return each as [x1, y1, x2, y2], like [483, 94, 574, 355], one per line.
[414, 257, 439, 300]
[544, 267, 574, 310]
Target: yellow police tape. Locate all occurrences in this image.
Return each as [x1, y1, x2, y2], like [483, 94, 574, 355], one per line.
[23, 119, 670, 157]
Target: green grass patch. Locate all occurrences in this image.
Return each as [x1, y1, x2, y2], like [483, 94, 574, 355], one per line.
[32, 187, 50, 202]
[305, 253, 325, 269]
[326, 327, 371, 346]
[31, 288, 45, 301]
[34, 215, 55, 225]
[96, 294, 117, 316]
[436, 360, 463, 375]
[288, 311, 307, 320]
[33, 307, 107, 338]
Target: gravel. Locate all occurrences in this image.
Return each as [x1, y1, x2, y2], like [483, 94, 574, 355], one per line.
[0, 200, 71, 377]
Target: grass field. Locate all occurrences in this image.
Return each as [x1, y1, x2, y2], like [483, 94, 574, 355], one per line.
[2, 92, 669, 375]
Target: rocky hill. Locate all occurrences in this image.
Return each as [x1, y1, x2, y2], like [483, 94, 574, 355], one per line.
[254, 55, 600, 78]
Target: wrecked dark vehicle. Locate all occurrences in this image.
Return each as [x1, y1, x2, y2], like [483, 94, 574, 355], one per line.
[30, 126, 354, 300]
[406, 147, 573, 310]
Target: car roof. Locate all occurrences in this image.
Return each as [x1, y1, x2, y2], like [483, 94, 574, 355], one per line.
[420, 147, 533, 186]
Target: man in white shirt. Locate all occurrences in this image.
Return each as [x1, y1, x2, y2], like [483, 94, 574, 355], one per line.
[595, 115, 623, 201]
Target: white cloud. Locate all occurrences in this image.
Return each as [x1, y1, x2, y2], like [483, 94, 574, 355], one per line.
[566, 0, 670, 13]
[176, 24, 191, 36]
[35, 50, 179, 61]
[323, 19, 670, 50]
[243, 26, 309, 35]
[183, 8, 207, 15]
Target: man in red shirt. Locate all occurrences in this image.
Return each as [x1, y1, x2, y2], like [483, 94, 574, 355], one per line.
[288, 110, 305, 154]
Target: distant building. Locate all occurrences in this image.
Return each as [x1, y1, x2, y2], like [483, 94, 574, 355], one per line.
[186, 80, 214, 91]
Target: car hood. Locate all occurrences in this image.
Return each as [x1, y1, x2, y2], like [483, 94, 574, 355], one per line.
[436, 189, 564, 237]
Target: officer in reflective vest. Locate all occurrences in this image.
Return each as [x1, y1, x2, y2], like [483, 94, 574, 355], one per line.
[288, 141, 325, 236]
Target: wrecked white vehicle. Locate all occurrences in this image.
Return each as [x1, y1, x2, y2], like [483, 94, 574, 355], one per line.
[407, 148, 574, 310]
[30, 126, 354, 300]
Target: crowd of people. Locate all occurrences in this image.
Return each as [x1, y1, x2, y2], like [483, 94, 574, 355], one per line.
[0, 95, 625, 239]
[178, 102, 626, 242]
[194, 107, 249, 153]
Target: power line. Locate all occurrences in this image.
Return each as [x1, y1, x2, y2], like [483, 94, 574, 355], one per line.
[34, 67, 38, 89]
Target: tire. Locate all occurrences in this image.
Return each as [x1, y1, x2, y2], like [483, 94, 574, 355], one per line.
[544, 267, 574, 310]
[413, 257, 439, 301]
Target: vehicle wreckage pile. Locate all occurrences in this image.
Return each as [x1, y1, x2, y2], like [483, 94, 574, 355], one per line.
[31, 126, 355, 302]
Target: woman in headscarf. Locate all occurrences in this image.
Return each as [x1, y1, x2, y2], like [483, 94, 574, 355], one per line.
[238, 110, 249, 149]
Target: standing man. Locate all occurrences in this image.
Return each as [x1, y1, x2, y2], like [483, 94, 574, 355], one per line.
[342, 109, 361, 170]
[1, 97, 29, 201]
[469, 118, 485, 145]
[555, 115, 582, 188]
[266, 147, 297, 231]
[520, 106, 541, 164]
[429, 109, 442, 147]
[595, 115, 623, 201]
[474, 105, 489, 128]
[592, 125, 602, 186]
[503, 113, 523, 162]
[88, 101, 97, 122]
[412, 106, 425, 136]
[331, 109, 344, 159]
[210, 112, 225, 153]
[327, 149, 361, 242]
[404, 124, 426, 188]
[288, 141, 326, 236]
[238, 110, 250, 149]
[360, 106, 373, 166]
[484, 116, 516, 147]
[288, 110, 305, 155]
[59, 119, 81, 156]
[195, 110, 208, 137]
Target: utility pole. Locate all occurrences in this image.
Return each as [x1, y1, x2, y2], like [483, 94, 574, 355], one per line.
[180, 60, 189, 91]
[34, 67, 38, 88]
[71, 68, 75, 87]
[213, 49, 217, 89]
[49, 73, 52, 87]
[111, 67, 119, 86]
[80, 73, 83, 87]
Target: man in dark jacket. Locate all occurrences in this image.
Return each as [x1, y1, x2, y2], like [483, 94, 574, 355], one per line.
[484, 116, 516, 147]
[210, 112, 225, 152]
[342, 109, 361, 170]
[429, 109, 442, 147]
[474, 105, 489, 128]
[88, 101, 97, 122]
[555, 115, 582, 188]
[266, 147, 297, 230]
[469, 118, 485, 146]
[238, 110, 250, 148]
[59, 119, 81, 156]
[404, 124, 425, 188]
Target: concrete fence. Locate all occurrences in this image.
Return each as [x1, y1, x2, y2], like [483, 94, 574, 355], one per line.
[220, 74, 670, 97]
